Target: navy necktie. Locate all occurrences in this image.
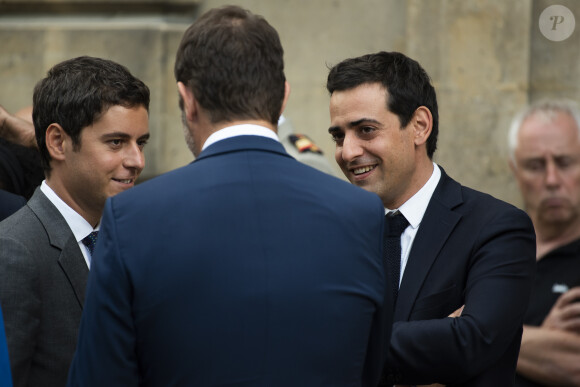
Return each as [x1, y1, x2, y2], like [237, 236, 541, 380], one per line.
[384, 211, 409, 304]
[82, 231, 99, 258]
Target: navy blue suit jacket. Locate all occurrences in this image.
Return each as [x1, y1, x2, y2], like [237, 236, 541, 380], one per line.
[382, 168, 536, 386]
[0, 306, 12, 387]
[68, 135, 389, 387]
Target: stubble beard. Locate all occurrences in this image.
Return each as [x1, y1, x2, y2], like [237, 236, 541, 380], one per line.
[181, 111, 196, 156]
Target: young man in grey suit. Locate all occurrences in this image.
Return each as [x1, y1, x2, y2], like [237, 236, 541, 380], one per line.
[0, 56, 150, 387]
[327, 51, 536, 386]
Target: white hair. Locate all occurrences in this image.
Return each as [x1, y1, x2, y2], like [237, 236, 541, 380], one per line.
[508, 98, 580, 163]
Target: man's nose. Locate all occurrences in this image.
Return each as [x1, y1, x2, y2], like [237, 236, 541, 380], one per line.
[545, 161, 561, 188]
[124, 143, 145, 171]
[340, 132, 364, 162]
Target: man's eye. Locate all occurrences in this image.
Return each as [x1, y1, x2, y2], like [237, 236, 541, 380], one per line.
[109, 139, 122, 146]
[330, 133, 344, 143]
[556, 157, 576, 169]
[360, 126, 374, 134]
[138, 140, 148, 149]
[523, 161, 544, 171]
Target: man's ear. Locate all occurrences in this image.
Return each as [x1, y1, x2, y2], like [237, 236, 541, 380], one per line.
[412, 106, 433, 147]
[45, 123, 67, 161]
[279, 81, 291, 117]
[177, 81, 197, 123]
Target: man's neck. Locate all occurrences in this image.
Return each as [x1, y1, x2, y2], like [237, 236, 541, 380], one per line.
[45, 177, 101, 228]
[213, 119, 276, 132]
[535, 220, 580, 260]
[386, 159, 434, 209]
[196, 119, 277, 156]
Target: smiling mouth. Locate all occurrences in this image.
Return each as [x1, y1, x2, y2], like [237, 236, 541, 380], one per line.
[113, 178, 134, 184]
[352, 165, 376, 175]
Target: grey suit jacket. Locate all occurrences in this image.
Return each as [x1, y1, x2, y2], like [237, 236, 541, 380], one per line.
[0, 188, 88, 387]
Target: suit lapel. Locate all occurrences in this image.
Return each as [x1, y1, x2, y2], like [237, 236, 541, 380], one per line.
[58, 237, 89, 307]
[28, 188, 89, 308]
[394, 170, 463, 321]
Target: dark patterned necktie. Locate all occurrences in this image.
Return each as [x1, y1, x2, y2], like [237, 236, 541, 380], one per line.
[82, 231, 99, 258]
[384, 211, 409, 304]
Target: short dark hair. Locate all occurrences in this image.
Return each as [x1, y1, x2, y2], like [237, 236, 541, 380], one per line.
[326, 51, 439, 159]
[32, 56, 150, 174]
[174, 5, 286, 125]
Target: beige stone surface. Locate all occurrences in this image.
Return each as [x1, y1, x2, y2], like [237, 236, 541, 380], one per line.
[0, 0, 579, 207]
[0, 13, 194, 179]
[405, 0, 533, 206]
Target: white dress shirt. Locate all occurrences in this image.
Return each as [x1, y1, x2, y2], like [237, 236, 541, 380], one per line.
[202, 123, 279, 151]
[40, 181, 99, 268]
[386, 163, 441, 287]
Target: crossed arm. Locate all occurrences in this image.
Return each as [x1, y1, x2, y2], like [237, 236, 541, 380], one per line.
[385, 207, 536, 385]
[517, 287, 580, 386]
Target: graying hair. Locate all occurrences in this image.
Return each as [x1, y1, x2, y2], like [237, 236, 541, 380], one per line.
[508, 98, 580, 163]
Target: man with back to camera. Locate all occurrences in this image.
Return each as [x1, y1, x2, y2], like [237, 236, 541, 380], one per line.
[326, 51, 536, 386]
[67, 6, 390, 387]
[508, 99, 580, 387]
[0, 56, 150, 387]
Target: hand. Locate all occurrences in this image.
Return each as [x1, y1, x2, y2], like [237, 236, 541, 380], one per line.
[542, 287, 580, 335]
[448, 305, 464, 318]
[0, 104, 37, 148]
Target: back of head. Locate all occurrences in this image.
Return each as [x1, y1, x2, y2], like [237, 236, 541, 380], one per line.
[32, 56, 150, 175]
[326, 51, 439, 158]
[174, 5, 286, 125]
[508, 98, 580, 161]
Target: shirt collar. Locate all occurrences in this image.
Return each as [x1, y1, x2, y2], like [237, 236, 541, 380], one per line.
[40, 180, 99, 242]
[202, 124, 279, 151]
[386, 162, 441, 229]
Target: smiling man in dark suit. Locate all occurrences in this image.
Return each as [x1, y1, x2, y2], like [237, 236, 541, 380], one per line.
[327, 51, 536, 386]
[0, 56, 150, 387]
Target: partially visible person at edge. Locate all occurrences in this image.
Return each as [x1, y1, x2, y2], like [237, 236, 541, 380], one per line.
[509, 99, 580, 387]
[0, 305, 12, 387]
[0, 104, 36, 149]
[278, 114, 337, 176]
[0, 105, 44, 202]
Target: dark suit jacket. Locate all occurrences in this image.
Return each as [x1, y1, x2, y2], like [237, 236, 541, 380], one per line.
[382, 168, 536, 386]
[0, 188, 88, 387]
[0, 189, 26, 222]
[67, 135, 389, 387]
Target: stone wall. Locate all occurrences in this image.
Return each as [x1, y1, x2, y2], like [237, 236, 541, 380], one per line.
[1, 0, 578, 207]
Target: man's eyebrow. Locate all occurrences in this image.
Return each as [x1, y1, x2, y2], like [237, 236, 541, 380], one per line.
[328, 126, 341, 134]
[100, 132, 150, 140]
[101, 132, 131, 140]
[328, 118, 381, 134]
